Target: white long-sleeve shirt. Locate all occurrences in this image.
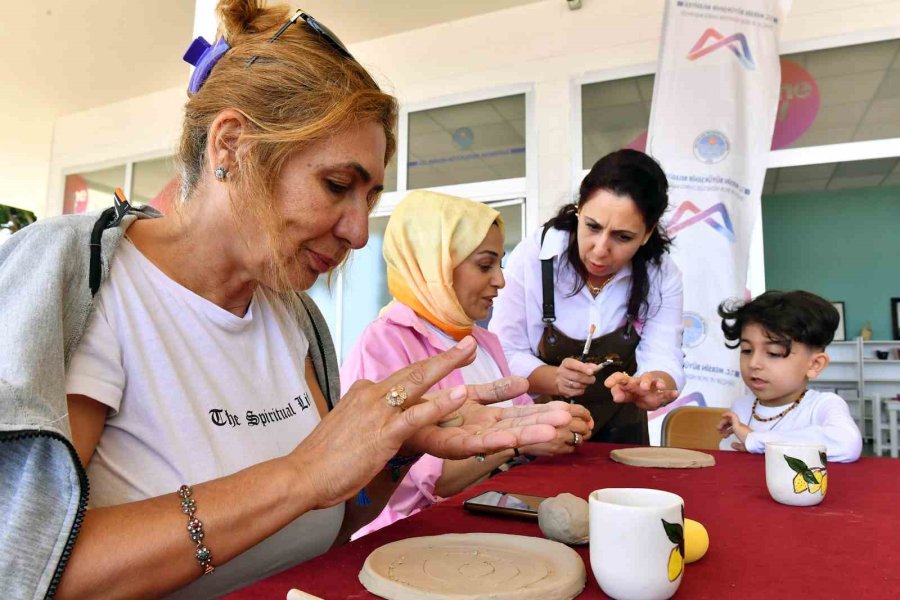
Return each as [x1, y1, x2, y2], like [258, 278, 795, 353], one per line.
[489, 226, 685, 389]
[720, 389, 863, 463]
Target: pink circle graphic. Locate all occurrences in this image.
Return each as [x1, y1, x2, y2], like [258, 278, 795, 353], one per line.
[626, 130, 648, 152]
[771, 58, 820, 149]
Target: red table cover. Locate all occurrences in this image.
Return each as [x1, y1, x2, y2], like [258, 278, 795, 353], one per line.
[227, 444, 899, 599]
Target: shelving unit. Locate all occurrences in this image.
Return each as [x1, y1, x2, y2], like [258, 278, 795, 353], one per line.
[815, 338, 900, 454]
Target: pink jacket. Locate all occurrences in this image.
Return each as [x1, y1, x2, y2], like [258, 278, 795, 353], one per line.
[340, 302, 531, 538]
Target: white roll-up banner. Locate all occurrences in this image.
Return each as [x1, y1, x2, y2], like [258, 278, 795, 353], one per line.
[646, 0, 792, 440]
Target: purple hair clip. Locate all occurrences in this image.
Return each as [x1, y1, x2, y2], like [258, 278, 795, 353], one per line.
[183, 36, 231, 95]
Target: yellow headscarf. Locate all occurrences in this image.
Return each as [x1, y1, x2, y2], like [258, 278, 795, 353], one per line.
[383, 190, 505, 340]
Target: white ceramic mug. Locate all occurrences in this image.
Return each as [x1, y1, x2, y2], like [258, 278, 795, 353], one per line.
[589, 488, 685, 600]
[765, 442, 828, 506]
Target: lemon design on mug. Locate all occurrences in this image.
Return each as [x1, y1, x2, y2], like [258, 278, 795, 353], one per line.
[785, 452, 828, 496]
[661, 518, 684, 582]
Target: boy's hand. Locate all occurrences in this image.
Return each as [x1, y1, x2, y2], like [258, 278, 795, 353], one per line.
[718, 411, 751, 443]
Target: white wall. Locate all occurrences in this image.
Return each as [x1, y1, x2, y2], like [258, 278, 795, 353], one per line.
[1, 113, 53, 216]
[45, 0, 900, 218]
[46, 86, 186, 216]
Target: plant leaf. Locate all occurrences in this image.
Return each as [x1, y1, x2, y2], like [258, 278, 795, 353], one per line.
[784, 455, 809, 474]
[819, 451, 827, 466]
[801, 469, 819, 485]
[661, 519, 684, 545]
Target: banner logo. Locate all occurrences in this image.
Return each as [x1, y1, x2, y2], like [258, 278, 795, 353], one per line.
[668, 201, 735, 242]
[693, 130, 730, 163]
[687, 28, 755, 70]
[682, 311, 707, 348]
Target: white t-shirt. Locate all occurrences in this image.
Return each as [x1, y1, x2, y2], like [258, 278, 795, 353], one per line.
[424, 323, 504, 386]
[66, 240, 343, 598]
[423, 323, 513, 409]
[719, 389, 863, 463]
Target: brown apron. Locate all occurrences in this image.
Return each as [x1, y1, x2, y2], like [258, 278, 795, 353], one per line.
[535, 226, 648, 444]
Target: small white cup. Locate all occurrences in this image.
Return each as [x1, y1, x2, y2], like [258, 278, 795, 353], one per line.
[765, 442, 828, 506]
[589, 488, 685, 600]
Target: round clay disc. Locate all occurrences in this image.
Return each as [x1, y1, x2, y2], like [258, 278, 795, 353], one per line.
[358, 533, 586, 600]
[610, 447, 716, 468]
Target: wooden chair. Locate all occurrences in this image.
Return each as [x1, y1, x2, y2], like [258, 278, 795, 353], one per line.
[660, 406, 729, 450]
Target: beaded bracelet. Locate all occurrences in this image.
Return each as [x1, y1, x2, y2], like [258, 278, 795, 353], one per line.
[177, 485, 215, 575]
[384, 453, 424, 481]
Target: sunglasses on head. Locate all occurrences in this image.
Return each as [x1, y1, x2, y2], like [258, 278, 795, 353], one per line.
[247, 8, 353, 66]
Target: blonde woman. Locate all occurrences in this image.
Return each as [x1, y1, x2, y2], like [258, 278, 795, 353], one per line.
[0, 3, 570, 598]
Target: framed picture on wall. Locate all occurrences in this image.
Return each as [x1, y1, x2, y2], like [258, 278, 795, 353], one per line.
[832, 301, 846, 341]
[892, 298, 900, 341]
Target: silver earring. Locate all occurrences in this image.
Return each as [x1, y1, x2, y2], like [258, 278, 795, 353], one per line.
[215, 166, 228, 181]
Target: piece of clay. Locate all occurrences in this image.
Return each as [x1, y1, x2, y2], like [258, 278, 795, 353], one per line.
[359, 533, 585, 600]
[610, 447, 715, 468]
[538, 493, 589, 545]
[439, 414, 464, 428]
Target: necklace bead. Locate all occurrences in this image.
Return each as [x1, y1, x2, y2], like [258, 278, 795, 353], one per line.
[751, 389, 807, 423]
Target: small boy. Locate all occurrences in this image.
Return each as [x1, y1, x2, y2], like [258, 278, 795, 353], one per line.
[716, 290, 862, 462]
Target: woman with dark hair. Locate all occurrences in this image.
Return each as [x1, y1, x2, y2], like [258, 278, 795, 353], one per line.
[490, 149, 685, 444]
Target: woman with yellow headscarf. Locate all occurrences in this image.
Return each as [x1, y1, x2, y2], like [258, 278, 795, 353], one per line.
[341, 191, 593, 537]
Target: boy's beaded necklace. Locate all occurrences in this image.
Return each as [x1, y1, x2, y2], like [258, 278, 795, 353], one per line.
[751, 389, 807, 424]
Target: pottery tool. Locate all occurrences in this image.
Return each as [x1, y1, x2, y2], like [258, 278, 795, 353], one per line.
[578, 324, 596, 363]
[595, 353, 622, 370]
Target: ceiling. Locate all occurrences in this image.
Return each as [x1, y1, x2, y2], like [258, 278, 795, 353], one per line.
[1, 0, 546, 127]
[298, 1, 547, 45]
[3, 1, 195, 120]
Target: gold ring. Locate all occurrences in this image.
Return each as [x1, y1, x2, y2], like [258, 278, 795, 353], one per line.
[386, 385, 408, 409]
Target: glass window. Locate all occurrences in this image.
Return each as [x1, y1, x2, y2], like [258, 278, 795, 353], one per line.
[581, 75, 653, 169]
[408, 95, 526, 190]
[475, 201, 524, 329]
[777, 39, 900, 149]
[340, 215, 390, 360]
[384, 152, 398, 193]
[307, 276, 339, 338]
[338, 200, 525, 360]
[63, 165, 126, 214]
[132, 156, 178, 209]
[581, 39, 900, 167]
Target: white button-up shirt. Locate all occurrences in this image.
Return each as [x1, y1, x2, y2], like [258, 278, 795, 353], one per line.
[489, 226, 685, 389]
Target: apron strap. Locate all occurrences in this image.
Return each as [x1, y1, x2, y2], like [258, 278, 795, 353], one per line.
[540, 224, 555, 325]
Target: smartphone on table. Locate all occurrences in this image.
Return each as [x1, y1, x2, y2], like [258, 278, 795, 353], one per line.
[463, 490, 546, 520]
